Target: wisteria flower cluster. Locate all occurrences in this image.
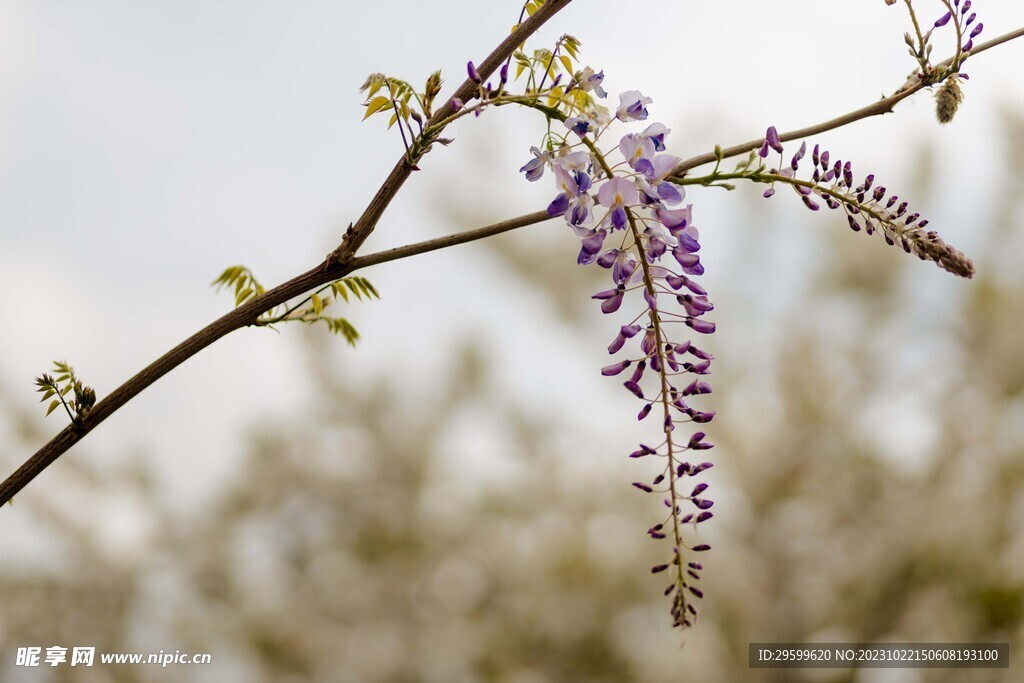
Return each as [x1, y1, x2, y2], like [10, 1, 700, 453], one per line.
[757, 126, 974, 278]
[519, 76, 716, 631]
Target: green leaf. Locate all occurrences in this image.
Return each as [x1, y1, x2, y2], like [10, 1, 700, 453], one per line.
[333, 282, 349, 302]
[46, 400, 61, 417]
[343, 279, 363, 300]
[311, 293, 323, 316]
[559, 55, 573, 74]
[363, 96, 391, 120]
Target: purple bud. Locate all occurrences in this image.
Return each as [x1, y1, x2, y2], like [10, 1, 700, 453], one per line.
[763, 188, 776, 199]
[632, 482, 654, 493]
[934, 11, 952, 27]
[692, 544, 711, 552]
[601, 360, 630, 376]
[547, 193, 570, 217]
[688, 586, 704, 599]
[689, 346, 713, 360]
[623, 381, 644, 399]
[686, 318, 716, 334]
[691, 482, 708, 496]
[693, 498, 714, 510]
[467, 61, 482, 83]
[630, 360, 647, 384]
[695, 511, 713, 523]
[790, 141, 806, 170]
[499, 63, 509, 84]
[970, 23, 983, 38]
[600, 290, 623, 314]
[765, 125, 783, 154]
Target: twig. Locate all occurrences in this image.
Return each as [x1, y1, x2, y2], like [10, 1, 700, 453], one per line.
[327, 0, 574, 265]
[0, 0, 575, 506]
[3, 16, 1021, 507]
[0, 211, 553, 505]
[671, 25, 1024, 176]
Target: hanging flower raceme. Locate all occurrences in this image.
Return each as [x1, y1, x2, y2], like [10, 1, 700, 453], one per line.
[757, 125, 974, 278]
[518, 79, 716, 632]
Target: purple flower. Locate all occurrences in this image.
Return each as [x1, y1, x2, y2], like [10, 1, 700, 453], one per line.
[597, 177, 639, 230]
[615, 90, 653, 122]
[597, 248, 637, 285]
[608, 324, 642, 354]
[636, 155, 684, 205]
[577, 228, 607, 264]
[641, 223, 678, 260]
[519, 146, 551, 182]
[641, 122, 670, 152]
[578, 66, 607, 98]
[619, 133, 656, 170]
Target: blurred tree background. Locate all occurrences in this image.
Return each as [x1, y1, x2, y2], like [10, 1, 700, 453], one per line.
[1, 111, 1022, 683]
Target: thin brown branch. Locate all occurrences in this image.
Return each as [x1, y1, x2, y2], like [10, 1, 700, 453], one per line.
[328, 0, 574, 265]
[3, 14, 1019, 506]
[0, 210, 554, 505]
[0, 0, 577, 506]
[672, 25, 1024, 175]
[350, 210, 552, 270]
